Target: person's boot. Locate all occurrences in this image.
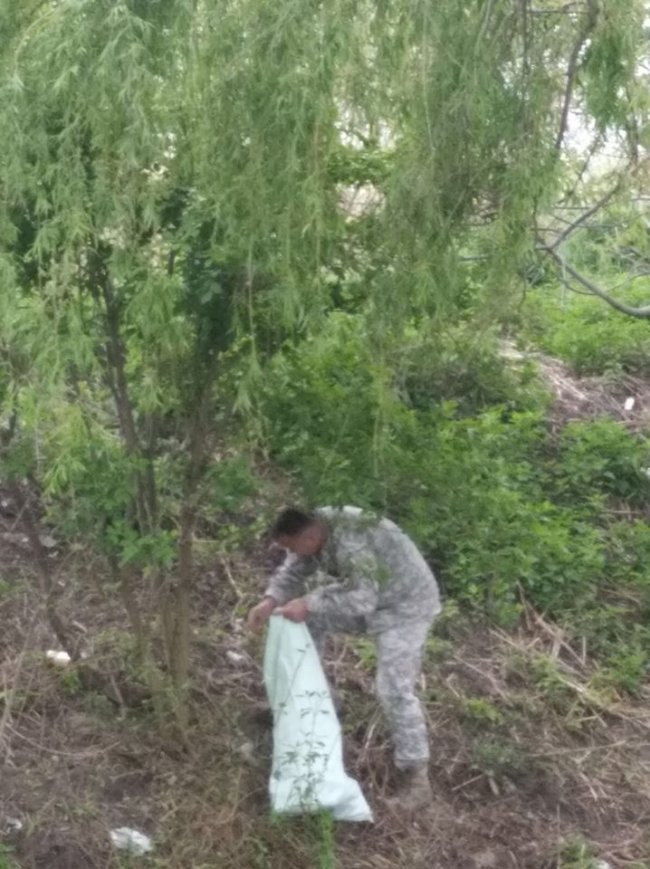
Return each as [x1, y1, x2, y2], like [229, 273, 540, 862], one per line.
[386, 764, 433, 813]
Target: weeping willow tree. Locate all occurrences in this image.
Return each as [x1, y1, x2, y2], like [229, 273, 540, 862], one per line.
[0, 0, 645, 730]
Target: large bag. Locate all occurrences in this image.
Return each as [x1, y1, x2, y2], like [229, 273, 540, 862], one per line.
[263, 615, 373, 822]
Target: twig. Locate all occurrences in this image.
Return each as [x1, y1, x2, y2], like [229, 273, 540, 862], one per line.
[220, 558, 244, 602]
[550, 179, 626, 250]
[451, 773, 484, 791]
[5, 724, 120, 758]
[529, 740, 650, 759]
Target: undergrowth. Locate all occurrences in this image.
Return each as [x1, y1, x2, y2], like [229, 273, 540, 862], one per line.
[259, 310, 650, 683]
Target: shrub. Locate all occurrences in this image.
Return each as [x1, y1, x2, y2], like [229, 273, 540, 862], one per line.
[555, 418, 650, 507]
[260, 315, 618, 620]
[522, 284, 650, 376]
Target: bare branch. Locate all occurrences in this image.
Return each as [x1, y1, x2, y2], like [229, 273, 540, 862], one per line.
[540, 240, 650, 318]
[555, 0, 599, 152]
[561, 130, 604, 203]
[549, 179, 624, 249]
[541, 157, 649, 249]
[531, 4, 582, 14]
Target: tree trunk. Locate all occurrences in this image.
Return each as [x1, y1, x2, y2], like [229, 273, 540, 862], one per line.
[8, 481, 73, 657]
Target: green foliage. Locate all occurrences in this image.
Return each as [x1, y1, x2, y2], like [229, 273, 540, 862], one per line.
[261, 308, 650, 646]
[592, 645, 648, 696]
[0, 0, 648, 726]
[0, 845, 19, 869]
[529, 655, 575, 711]
[396, 323, 548, 416]
[582, 0, 644, 131]
[59, 667, 83, 697]
[459, 697, 505, 728]
[207, 456, 262, 514]
[470, 735, 531, 780]
[555, 419, 650, 506]
[522, 284, 650, 376]
[558, 835, 604, 869]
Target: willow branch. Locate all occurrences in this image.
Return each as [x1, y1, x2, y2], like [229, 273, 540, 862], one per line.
[555, 0, 599, 152]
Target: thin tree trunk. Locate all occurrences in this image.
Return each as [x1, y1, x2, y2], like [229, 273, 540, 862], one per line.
[8, 481, 73, 657]
[160, 382, 212, 734]
[99, 273, 158, 532]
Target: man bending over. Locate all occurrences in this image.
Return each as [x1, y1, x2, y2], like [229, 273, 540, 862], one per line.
[248, 506, 441, 811]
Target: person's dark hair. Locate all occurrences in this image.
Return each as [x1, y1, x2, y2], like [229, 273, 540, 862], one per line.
[270, 507, 316, 538]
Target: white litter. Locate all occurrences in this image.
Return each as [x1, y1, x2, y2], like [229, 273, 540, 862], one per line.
[264, 615, 372, 822]
[594, 862, 612, 869]
[238, 740, 256, 764]
[45, 650, 71, 666]
[109, 828, 153, 856]
[5, 817, 23, 832]
[226, 650, 247, 666]
[624, 397, 635, 411]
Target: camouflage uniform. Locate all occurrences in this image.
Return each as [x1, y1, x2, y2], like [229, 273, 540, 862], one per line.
[265, 506, 441, 770]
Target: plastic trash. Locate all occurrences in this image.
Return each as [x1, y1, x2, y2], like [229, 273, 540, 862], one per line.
[109, 828, 153, 855]
[4, 817, 23, 833]
[263, 615, 372, 822]
[45, 650, 71, 666]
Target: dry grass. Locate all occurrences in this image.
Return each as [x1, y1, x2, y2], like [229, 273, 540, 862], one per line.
[501, 341, 650, 432]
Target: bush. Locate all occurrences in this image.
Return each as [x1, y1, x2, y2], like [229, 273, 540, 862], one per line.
[259, 314, 629, 621]
[522, 283, 650, 376]
[396, 323, 547, 416]
[554, 419, 650, 507]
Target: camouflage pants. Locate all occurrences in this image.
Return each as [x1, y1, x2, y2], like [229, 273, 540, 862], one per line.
[307, 612, 433, 770]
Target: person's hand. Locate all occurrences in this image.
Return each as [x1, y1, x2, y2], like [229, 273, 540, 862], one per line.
[247, 596, 277, 632]
[276, 597, 309, 623]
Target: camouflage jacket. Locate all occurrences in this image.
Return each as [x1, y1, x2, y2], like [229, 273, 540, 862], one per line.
[265, 506, 441, 633]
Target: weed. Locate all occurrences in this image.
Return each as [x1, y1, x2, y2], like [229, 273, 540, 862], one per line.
[349, 637, 376, 671]
[558, 834, 604, 869]
[592, 647, 648, 696]
[312, 811, 336, 869]
[459, 696, 505, 727]
[529, 655, 574, 708]
[0, 845, 19, 869]
[59, 667, 82, 697]
[470, 735, 530, 779]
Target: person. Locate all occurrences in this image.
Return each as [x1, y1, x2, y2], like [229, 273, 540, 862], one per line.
[248, 505, 442, 812]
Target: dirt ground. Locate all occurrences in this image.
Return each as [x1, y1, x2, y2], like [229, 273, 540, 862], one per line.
[1, 514, 650, 869]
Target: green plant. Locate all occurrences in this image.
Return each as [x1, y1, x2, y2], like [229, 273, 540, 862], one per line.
[558, 834, 604, 869]
[555, 419, 650, 507]
[313, 811, 336, 869]
[592, 646, 648, 696]
[470, 735, 531, 780]
[529, 655, 575, 710]
[460, 697, 505, 727]
[0, 845, 19, 869]
[59, 668, 83, 697]
[522, 280, 650, 378]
